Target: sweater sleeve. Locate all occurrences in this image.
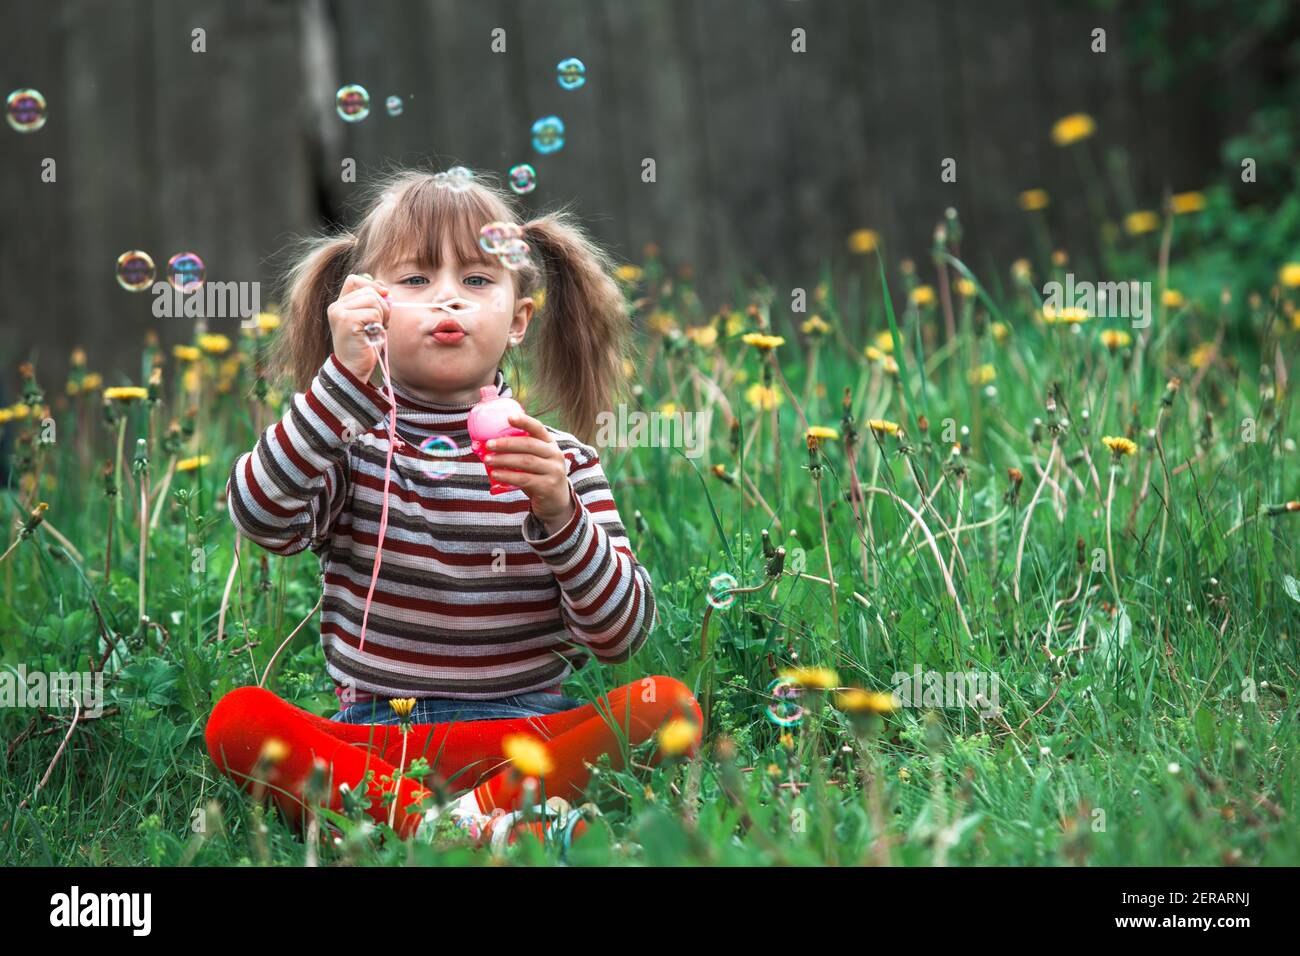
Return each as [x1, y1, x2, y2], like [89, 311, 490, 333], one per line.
[519, 441, 657, 664]
[225, 353, 393, 556]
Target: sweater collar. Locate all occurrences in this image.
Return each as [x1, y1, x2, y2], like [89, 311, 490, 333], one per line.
[386, 368, 510, 444]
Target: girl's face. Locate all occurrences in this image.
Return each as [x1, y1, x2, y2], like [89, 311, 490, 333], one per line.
[374, 239, 533, 405]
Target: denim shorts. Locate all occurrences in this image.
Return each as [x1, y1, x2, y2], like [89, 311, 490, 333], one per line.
[328, 691, 589, 725]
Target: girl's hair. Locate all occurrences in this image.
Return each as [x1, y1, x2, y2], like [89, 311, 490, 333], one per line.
[275, 167, 633, 444]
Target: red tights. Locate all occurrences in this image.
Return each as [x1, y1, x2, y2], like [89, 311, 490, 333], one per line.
[204, 676, 702, 846]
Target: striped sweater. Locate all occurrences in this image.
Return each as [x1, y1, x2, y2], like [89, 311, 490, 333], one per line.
[225, 353, 656, 704]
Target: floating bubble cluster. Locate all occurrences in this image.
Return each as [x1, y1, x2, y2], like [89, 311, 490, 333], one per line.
[418, 434, 460, 480]
[115, 251, 156, 292]
[530, 115, 565, 154]
[336, 84, 370, 122]
[478, 221, 531, 272]
[385, 95, 403, 117]
[434, 165, 474, 192]
[764, 678, 805, 728]
[706, 572, 738, 609]
[6, 88, 46, 133]
[508, 163, 537, 195]
[166, 252, 205, 293]
[556, 58, 586, 91]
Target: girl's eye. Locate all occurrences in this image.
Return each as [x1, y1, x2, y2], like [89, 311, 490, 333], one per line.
[464, 275, 491, 287]
[400, 275, 429, 286]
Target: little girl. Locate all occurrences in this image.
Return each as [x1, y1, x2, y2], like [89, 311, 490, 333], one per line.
[205, 167, 702, 850]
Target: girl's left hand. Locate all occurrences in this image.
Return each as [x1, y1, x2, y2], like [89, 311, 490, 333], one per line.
[483, 413, 576, 535]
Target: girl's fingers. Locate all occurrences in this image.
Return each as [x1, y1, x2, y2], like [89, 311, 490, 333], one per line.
[486, 468, 534, 488]
[505, 413, 553, 443]
[485, 435, 558, 458]
[482, 453, 556, 474]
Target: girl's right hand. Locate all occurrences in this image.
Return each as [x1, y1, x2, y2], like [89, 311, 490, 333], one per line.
[327, 273, 391, 381]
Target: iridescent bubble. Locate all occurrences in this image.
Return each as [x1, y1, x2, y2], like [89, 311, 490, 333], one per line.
[385, 95, 403, 117]
[336, 84, 370, 122]
[434, 166, 474, 192]
[166, 252, 205, 293]
[706, 572, 738, 610]
[115, 250, 156, 292]
[556, 58, 586, 91]
[764, 677, 805, 728]
[6, 88, 47, 133]
[531, 115, 565, 155]
[478, 220, 523, 255]
[498, 238, 531, 271]
[508, 163, 537, 195]
[418, 434, 460, 480]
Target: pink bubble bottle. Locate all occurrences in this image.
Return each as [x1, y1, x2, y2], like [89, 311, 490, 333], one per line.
[468, 384, 530, 494]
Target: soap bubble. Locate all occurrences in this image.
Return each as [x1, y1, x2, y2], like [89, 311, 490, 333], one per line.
[556, 58, 586, 91]
[385, 95, 403, 117]
[434, 166, 474, 192]
[418, 435, 460, 480]
[166, 252, 205, 293]
[336, 84, 370, 122]
[764, 677, 805, 728]
[706, 572, 738, 609]
[362, 322, 385, 347]
[531, 115, 565, 155]
[115, 251, 156, 292]
[497, 238, 531, 271]
[508, 163, 537, 195]
[6, 88, 46, 133]
[478, 220, 523, 255]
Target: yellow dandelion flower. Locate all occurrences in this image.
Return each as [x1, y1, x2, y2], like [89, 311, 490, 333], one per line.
[615, 264, 644, 283]
[388, 697, 416, 722]
[1018, 189, 1050, 211]
[990, 321, 1009, 343]
[70, 347, 87, 367]
[847, 229, 879, 254]
[1170, 191, 1206, 215]
[834, 688, 898, 715]
[657, 718, 699, 758]
[256, 312, 281, 332]
[956, 278, 976, 298]
[745, 383, 783, 411]
[1100, 329, 1132, 350]
[967, 363, 996, 386]
[742, 332, 786, 351]
[864, 345, 885, 362]
[868, 418, 901, 436]
[805, 425, 839, 441]
[103, 386, 149, 403]
[1124, 210, 1161, 235]
[1188, 342, 1215, 369]
[259, 738, 290, 765]
[648, 311, 678, 336]
[1277, 263, 1300, 288]
[1162, 289, 1185, 309]
[1042, 305, 1090, 324]
[778, 666, 839, 690]
[1102, 436, 1137, 457]
[0, 409, 12, 424]
[1051, 249, 1069, 267]
[81, 372, 103, 391]
[1051, 113, 1096, 146]
[182, 367, 200, 394]
[176, 455, 210, 472]
[659, 402, 678, 417]
[502, 733, 554, 777]
[198, 333, 231, 355]
[173, 345, 201, 363]
[909, 285, 936, 307]
[685, 324, 719, 348]
[1011, 258, 1032, 282]
[534, 288, 546, 311]
[9, 404, 31, 419]
[873, 330, 895, 353]
[898, 767, 912, 782]
[622, 358, 635, 379]
[801, 314, 830, 336]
